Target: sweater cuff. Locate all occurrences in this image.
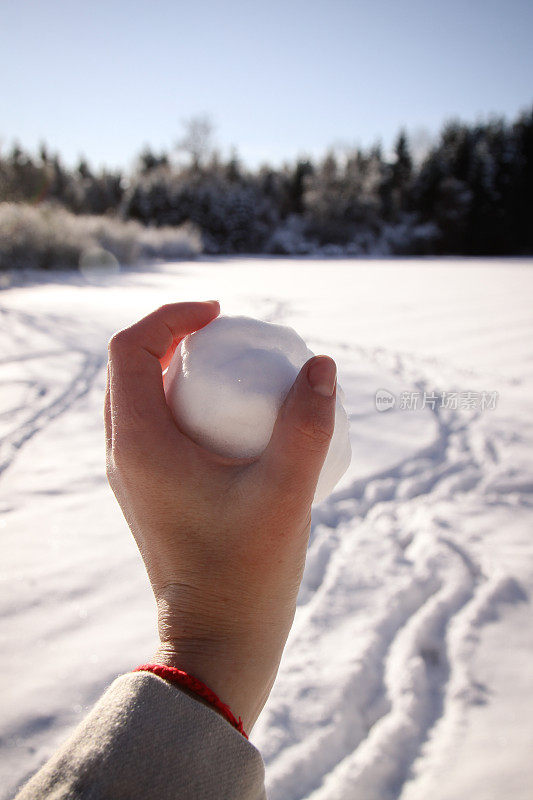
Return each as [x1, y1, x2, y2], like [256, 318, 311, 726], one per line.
[15, 671, 266, 800]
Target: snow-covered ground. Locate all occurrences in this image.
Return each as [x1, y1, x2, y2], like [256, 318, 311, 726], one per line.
[1, 257, 532, 799]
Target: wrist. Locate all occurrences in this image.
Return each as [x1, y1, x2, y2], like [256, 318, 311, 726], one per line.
[152, 583, 296, 732]
[153, 640, 277, 734]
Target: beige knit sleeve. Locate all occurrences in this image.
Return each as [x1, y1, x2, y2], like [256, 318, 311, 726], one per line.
[14, 671, 267, 800]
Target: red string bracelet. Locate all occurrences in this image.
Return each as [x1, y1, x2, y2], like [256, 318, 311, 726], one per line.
[134, 664, 248, 739]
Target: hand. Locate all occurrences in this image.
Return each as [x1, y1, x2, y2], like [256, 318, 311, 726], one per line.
[105, 302, 337, 732]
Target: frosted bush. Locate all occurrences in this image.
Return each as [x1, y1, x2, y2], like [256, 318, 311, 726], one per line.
[0, 203, 91, 270]
[0, 202, 202, 271]
[319, 243, 345, 257]
[138, 221, 202, 260]
[266, 216, 315, 255]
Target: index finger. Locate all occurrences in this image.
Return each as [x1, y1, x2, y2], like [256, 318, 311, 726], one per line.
[108, 301, 219, 442]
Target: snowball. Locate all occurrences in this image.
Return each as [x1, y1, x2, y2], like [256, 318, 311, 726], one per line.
[164, 315, 351, 503]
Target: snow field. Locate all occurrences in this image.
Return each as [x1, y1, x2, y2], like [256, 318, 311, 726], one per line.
[1, 258, 532, 799]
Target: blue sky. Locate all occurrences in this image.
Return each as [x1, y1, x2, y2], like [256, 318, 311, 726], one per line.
[2, 0, 532, 170]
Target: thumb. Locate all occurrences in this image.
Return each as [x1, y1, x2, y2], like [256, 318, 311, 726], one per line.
[260, 355, 337, 502]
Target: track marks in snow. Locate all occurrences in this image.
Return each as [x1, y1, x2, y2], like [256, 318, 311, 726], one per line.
[0, 351, 104, 477]
[256, 338, 529, 800]
[263, 567, 442, 800]
[0, 306, 105, 478]
[304, 539, 476, 800]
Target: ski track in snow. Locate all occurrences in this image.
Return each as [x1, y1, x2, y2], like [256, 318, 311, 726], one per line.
[0, 306, 105, 478]
[1, 261, 531, 799]
[253, 304, 530, 800]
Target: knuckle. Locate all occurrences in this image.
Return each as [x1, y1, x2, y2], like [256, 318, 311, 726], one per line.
[108, 330, 128, 355]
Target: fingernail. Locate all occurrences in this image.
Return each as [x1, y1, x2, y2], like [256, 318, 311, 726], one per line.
[307, 356, 337, 397]
[205, 300, 219, 307]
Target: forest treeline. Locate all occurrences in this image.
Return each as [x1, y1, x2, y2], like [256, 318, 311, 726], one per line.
[1, 106, 532, 266]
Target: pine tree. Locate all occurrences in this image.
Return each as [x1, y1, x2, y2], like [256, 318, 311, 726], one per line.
[390, 130, 412, 213]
